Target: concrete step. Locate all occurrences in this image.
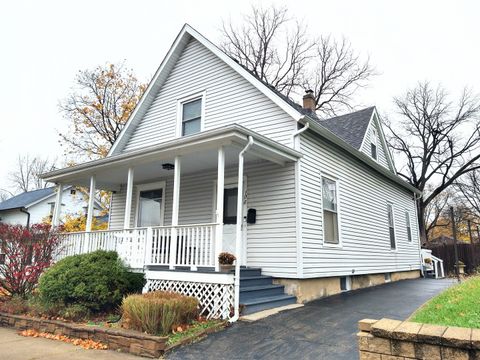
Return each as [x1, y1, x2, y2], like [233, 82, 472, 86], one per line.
[240, 284, 285, 302]
[240, 275, 274, 287]
[241, 294, 297, 315]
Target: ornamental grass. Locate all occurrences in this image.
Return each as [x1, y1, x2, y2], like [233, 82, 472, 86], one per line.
[121, 291, 199, 335]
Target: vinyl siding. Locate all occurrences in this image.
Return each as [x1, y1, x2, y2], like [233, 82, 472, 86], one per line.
[360, 117, 390, 170]
[121, 38, 296, 152]
[299, 131, 420, 278]
[109, 160, 297, 277]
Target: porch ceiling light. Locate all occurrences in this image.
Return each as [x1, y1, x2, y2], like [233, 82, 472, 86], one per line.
[162, 163, 175, 170]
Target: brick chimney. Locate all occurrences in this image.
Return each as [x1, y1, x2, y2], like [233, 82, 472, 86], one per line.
[302, 89, 316, 112]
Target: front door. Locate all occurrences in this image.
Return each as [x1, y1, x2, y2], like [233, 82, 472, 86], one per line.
[217, 179, 247, 265]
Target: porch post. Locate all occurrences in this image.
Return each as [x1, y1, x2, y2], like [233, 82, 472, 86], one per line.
[170, 156, 181, 270]
[85, 175, 96, 232]
[215, 146, 225, 271]
[124, 167, 134, 229]
[52, 183, 63, 227]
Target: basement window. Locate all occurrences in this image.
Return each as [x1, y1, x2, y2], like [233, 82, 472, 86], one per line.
[385, 273, 391, 282]
[340, 276, 351, 291]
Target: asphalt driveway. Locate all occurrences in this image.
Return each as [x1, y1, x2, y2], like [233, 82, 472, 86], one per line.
[168, 278, 455, 360]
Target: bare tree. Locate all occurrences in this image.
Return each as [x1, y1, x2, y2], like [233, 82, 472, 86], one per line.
[384, 82, 480, 242]
[221, 5, 374, 116]
[59, 62, 147, 159]
[9, 155, 56, 193]
[457, 171, 480, 217]
[0, 189, 14, 202]
[424, 186, 453, 241]
[305, 36, 374, 116]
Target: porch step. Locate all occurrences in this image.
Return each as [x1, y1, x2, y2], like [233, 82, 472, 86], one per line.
[241, 294, 297, 315]
[238, 267, 297, 315]
[240, 275, 274, 287]
[239, 267, 262, 277]
[240, 284, 285, 302]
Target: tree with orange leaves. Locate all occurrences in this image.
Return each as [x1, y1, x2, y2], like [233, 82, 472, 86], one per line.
[59, 62, 147, 159]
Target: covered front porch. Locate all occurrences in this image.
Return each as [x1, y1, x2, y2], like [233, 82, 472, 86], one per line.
[45, 125, 301, 275]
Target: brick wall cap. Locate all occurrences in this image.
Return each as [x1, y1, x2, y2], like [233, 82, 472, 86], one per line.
[417, 323, 448, 345]
[442, 326, 472, 349]
[391, 321, 422, 341]
[359, 319, 378, 332]
[371, 318, 402, 337]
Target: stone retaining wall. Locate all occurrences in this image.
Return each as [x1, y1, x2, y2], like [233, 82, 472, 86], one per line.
[358, 318, 480, 359]
[0, 312, 167, 358]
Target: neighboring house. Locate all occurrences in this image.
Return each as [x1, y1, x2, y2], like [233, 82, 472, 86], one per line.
[0, 186, 102, 227]
[42, 24, 422, 320]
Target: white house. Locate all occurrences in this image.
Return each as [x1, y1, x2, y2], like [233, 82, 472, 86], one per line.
[41, 24, 422, 320]
[0, 186, 101, 227]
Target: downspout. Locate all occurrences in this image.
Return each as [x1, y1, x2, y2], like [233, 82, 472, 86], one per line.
[19, 207, 31, 229]
[230, 135, 254, 323]
[292, 121, 309, 279]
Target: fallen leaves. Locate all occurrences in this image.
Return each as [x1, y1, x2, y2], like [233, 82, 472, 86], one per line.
[20, 329, 108, 350]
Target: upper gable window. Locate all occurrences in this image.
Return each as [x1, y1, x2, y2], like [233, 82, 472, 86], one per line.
[177, 92, 205, 137]
[371, 127, 378, 160]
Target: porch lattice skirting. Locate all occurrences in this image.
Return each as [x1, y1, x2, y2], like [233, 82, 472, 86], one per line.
[144, 271, 235, 320]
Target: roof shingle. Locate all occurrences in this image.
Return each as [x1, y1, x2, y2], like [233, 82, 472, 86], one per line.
[0, 187, 55, 211]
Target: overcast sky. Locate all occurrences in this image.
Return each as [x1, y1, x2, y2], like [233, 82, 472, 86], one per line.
[1, 0, 478, 195]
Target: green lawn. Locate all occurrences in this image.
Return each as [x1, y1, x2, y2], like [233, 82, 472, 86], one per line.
[411, 276, 480, 328]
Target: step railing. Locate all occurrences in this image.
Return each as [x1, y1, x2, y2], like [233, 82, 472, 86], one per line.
[57, 223, 219, 270]
[420, 248, 445, 278]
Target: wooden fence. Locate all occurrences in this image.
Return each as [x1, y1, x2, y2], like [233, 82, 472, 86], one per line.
[426, 242, 480, 274]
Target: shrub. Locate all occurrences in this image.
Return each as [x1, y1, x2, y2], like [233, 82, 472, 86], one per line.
[38, 250, 144, 313]
[0, 223, 61, 298]
[0, 296, 29, 315]
[121, 291, 199, 335]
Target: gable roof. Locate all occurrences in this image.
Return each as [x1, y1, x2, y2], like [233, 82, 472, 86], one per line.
[108, 24, 304, 156]
[0, 187, 55, 211]
[318, 107, 375, 150]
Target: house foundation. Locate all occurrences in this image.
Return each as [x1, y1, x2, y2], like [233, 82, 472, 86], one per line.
[273, 270, 420, 303]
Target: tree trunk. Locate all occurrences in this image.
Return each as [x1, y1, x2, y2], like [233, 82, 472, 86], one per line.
[417, 198, 428, 245]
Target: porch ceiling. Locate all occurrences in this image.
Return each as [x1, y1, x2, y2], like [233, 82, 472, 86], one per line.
[41, 125, 302, 190]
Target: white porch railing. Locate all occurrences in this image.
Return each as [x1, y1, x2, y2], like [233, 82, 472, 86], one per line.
[56, 223, 218, 270]
[421, 248, 445, 279]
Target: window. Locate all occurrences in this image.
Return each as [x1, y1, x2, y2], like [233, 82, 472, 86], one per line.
[405, 211, 412, 242]
[384, 273, 391, 282]
[181, 98, 202, 136]
[387, 203, 396, 249]
[223, 188, 238, 224]
[322, 177, 339, 244]
[340, 276, 351, 291]
[371, 127, 378, 160]
[137, 188, 163, 227]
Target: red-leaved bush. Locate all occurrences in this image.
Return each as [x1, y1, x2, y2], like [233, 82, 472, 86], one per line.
[0, 223, 61, 298]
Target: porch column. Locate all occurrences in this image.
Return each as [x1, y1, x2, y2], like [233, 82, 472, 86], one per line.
[170, 156, 181, 269]
[85, 175, 96, 232]
[215, 146, 225, 271]
[124, 167, 134, 229]
[52, 183, 63, 226]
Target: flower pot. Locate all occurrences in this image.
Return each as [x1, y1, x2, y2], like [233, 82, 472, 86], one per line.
[220, 264, 234, 273]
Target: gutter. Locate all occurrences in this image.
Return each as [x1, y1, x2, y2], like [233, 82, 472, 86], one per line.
[231, 135, 254, 323]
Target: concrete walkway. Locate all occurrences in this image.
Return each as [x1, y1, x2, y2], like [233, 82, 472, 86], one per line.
[0, 327, 139, 360]
[168, 278, 455, 360]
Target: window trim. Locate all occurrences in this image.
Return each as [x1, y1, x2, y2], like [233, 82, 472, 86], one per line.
[405, 210, 413, 242]
[134, 181, 166, 227]
[176, 91, 206, 138]
[320, 173, 342, 248]
[387, 202, 397, 251]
